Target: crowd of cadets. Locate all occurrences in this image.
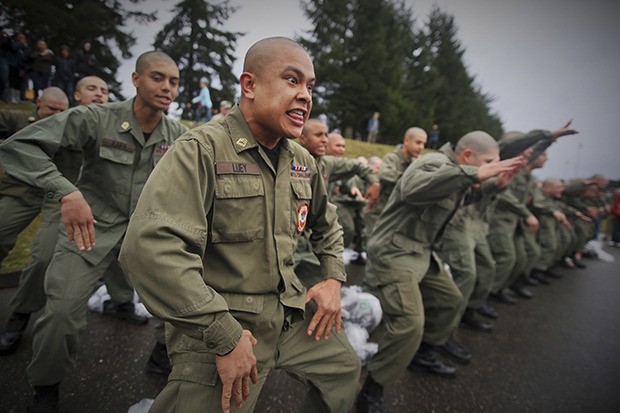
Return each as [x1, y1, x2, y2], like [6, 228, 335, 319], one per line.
[0, 29, 97, 105]
[0, 43, 618, 412]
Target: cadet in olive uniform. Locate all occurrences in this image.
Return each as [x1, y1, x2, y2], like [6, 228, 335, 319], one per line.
[119, 38, 360, 413]
[0, 87, 69, 265]
[364, 127, 427, 237]
[440, 178, 507, 334]
[0, 77, 148, 357]
[488, 126, 577, 301]
[0, 51, 187, 412]
[297, 121, 380, 270]
[356, 132, 524, 413]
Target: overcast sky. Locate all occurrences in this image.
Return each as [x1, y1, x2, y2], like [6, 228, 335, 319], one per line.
[119, 0, 620, 180]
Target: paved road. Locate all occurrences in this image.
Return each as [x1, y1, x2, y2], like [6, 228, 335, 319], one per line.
[1, 248, 619, 412]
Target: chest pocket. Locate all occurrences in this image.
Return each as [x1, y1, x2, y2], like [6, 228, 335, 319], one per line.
[211, 175, 265, 243]
[99, 145, 134, 165]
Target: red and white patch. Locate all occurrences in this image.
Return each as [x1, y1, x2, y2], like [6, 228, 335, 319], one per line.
[296, 203, 309, 234]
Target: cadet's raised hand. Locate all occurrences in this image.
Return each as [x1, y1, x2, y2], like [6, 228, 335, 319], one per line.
[305, 278, 342, 341]
[525, 214, 539, 233]
[61, 191, 96, 251]
[477, 156, 525, 183]
[216, 330, 258, 413]
[550, 119, 578, 141]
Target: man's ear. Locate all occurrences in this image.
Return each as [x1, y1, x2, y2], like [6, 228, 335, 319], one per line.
[239, 72, 255, 100]
[461, 148, 474, 164]
[131, 71, 139, 88]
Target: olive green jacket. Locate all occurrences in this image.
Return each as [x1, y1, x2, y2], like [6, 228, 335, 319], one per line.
[0, 98, 187, 265]
[119, 106, 345, 356]
[367, 143, 479, 283]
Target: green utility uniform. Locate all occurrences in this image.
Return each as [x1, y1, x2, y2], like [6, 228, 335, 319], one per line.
[295, 155, 377, 272]
[324, 157, 377, 249]
[440, 181, 500, 317]
[119, 107, 360, 413]
[0, 109, 40, 263]
[563, 180, 597, 252]
[364, 143, 476, 387]
[487, 169, 540, 293]
[2, 110, 134, 318]
[485, 130, 557, 293]
[0, 98, 187, 386]
[364, 147, 410, 237]
[530, 189, 579, 271]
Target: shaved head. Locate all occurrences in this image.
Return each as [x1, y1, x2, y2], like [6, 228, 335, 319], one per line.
[135, 51, 176, 74]
[40, 87, 69, 105]
[302, 118, 325, 136]
[404, 127, 426, 142]
[455, 131, 498, 156]
[243, 37, 306, 74]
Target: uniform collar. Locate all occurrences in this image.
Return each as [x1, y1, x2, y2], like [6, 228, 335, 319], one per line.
[116, 98, 169, 147]
[224, 104, 294, 157]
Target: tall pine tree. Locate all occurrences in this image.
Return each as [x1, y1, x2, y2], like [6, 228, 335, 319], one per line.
[153, 0, 242, 106]
[299, 0, 416, 141]
[0, 0, 157, 98]
[413, 7, 503, 144]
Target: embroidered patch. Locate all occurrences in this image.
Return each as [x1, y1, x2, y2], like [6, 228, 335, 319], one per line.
[236, 138, 248, 148]
[296, 203, 309, 234]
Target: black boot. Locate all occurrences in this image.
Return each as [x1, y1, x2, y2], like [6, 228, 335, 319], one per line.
[146, 342, 172, 375]
[409, 343, 457, 377]
[477, 302, 498, 319]
[0, 312, 31, 355]
[438, 334, 472, 364]
[102, 300, 148, 325]
[509, 283, 533, 299]
[28, 383, 59, 413]
[461, 308, 493, 332]
[356, 374, 383, 413]
[530, 270, 551, 285]
[491, 289, 518, 304]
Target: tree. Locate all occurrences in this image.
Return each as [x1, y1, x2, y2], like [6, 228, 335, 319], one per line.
[153, 0, 243, 106]
[411, 7, 503, 143]
[0, 0, 157, 99]
[299, 0, 417, 142]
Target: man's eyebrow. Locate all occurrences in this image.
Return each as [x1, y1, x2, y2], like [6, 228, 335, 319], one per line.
[283, 66, 316, 83]
[151, 70, 180, 81]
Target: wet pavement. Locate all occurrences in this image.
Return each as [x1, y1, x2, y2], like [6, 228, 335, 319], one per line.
[1, 247, 620, 413]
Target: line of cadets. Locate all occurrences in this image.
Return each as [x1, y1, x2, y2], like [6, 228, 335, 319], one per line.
[0, 42, 613, 412]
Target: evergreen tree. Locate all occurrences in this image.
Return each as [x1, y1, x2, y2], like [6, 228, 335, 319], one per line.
[0, 0, 157, 98]
[153, 0, 243, 106]
[414, 7, 503, 144]
[299, 0, 416, 142]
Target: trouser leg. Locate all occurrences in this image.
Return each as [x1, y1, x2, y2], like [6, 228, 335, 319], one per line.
[26, 247, 116, 385]
[420, 254, 464, 345]
[488, 229, 517, 294]
[364, 269, 423, 386]
[0, 195, 42, 264]
[276, 306, 361, 413]
[469, 233, 496, 310]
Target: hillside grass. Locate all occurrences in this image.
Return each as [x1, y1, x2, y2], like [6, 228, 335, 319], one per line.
[0, 104, 401, 272]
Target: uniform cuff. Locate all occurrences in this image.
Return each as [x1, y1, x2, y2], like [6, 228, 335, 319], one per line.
[320, 255, 347, 283]
[202, 312, 244, 356]
[46, 179, 78, 202]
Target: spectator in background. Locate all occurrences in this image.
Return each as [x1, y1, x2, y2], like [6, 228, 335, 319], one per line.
[210, 100, 232, 121]
[74, 40, 97, 79]
[428, 123, 440, 149]
[180, 102, 195, 122]
[191, 77, 212, 123]
[0, 27, 11, 102]
[53, 45, 75, 104]
[367, 111, 380, 143]
[8, 32, 30, 103]
[29, 39, 55, 99]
